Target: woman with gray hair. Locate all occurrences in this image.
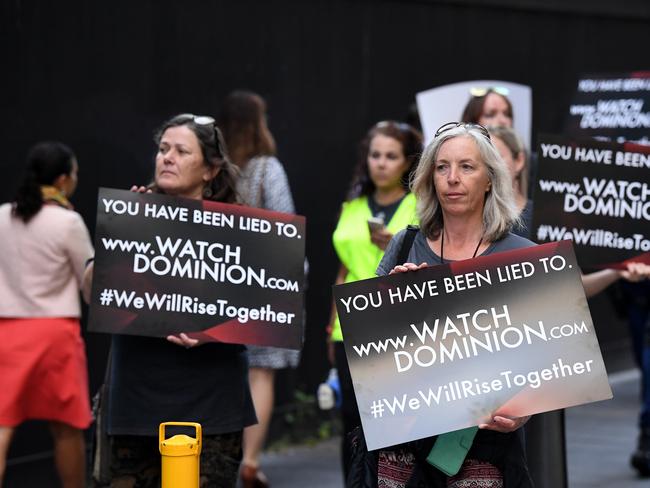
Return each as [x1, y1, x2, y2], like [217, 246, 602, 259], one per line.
[372, 122, 534, 487]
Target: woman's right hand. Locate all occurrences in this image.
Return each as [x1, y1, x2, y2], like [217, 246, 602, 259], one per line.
[389, 262, 428, 275]
[130, 185, 153, 193]
[370, 228, 393, 251]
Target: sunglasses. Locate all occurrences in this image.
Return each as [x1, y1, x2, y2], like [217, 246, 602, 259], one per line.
[434, 122, 491, 141]
[469, 86, 509, 98]
[177, 113, 225, 158]
[375, 120, 413, 132]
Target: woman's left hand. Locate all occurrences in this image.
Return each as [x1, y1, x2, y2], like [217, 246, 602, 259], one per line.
[167, 332, 202, 348]
[620, 261, 650, 282]
[479, 414, 530, 433]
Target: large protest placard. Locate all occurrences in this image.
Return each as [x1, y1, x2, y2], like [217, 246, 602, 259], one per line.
[565, 71, 650, 145]
[334, 241, 611, 451]
[88, 188, 305, 349]
[531, 135, 650, 268]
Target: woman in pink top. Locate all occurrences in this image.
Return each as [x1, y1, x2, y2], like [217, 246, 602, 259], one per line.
[0, 142, 94, 488]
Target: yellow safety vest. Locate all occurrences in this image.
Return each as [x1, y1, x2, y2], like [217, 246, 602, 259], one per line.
[330, 193, 418, 342]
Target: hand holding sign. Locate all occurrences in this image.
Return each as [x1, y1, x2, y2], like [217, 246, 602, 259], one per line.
[479, 414, 531, 433]
[388, 262, 429, 274]
[167, 332, 201, 348]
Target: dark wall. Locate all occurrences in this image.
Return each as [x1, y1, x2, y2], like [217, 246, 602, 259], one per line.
[2, 0, 648, 463]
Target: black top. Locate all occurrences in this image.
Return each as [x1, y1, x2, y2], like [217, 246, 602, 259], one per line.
[107, 335, 256, 436]
[367, 193, 407, 225]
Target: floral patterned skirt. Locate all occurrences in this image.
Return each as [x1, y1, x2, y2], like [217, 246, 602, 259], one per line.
[377, 450, 503, 488]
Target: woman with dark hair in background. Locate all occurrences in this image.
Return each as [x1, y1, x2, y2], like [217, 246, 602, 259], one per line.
[218, 90, 299, 488]
[87, 114, 256, 487]
[0, 142, 93, 488]
[327, 120, 423, 480]
[461, 87, 513, 129]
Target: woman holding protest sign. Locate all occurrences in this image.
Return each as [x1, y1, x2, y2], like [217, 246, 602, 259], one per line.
[88, 114, 256, 487]
[0, 142, 93, 488]
[371, 122, 534, 487]
[370, 122, 650, 487]
[327, 120, 422, 480]
[218, 90, 299, 488]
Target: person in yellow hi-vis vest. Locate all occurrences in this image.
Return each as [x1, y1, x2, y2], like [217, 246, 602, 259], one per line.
[325, 120, 422, 481]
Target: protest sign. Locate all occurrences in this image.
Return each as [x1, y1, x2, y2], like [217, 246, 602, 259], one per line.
[334, 241, 611, 451]
[532, 135, 650, 268]
[565, 71, 650, 146]
[88, 188, 305, 349]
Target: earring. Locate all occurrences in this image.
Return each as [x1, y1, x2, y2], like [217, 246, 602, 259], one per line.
[203, 186, 213, 198]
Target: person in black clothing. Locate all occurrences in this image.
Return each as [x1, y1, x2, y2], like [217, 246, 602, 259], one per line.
[87, 114, 256, 488]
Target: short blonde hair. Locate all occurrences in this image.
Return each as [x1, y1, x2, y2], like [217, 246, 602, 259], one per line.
[411, 125, 520, 242]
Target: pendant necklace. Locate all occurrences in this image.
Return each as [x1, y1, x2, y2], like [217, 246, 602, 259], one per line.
[440, 230, 483, 264]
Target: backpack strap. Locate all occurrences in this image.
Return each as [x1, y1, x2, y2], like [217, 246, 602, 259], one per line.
[394, 225, 419, 267]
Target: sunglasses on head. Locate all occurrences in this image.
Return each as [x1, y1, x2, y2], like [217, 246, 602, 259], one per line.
[469, 86, 509, 98]
[375, 120, 413, 132]
[434, 122, 491, 141]
[177, 113, 225, 159]
[178, 113, 216, 126]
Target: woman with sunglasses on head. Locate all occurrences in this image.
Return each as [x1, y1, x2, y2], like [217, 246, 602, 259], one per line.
[327, 120, 423, 480]
[87, 114, 256, 488]
[462, 87, 514, 129]
[371, 122, 534, 487]
[0, 142, 93, 488]
[218, 90, 299, 488]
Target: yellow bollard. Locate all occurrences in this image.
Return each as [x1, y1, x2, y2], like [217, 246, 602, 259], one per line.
[159, 422, 202, 488]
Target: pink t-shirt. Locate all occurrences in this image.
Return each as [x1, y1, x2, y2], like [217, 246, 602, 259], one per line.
[0, 203, 93, 317]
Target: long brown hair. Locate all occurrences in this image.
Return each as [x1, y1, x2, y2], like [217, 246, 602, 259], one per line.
[218, 90, 276, 166]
